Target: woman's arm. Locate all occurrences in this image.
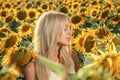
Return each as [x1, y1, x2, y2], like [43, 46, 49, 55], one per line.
[22, 61, 36, 80]
[71, 51, 80, 72]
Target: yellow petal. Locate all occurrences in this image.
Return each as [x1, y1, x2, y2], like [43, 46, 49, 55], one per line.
[106, 58, 112, 67]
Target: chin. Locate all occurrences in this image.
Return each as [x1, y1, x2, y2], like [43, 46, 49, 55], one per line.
[58, 42, 70, 46]
[63, 43, 70, 46]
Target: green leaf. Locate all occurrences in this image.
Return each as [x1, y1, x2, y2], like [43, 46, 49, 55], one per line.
[38, 55, 65, 80]
[69, 73, 79, 80]
[116, 45, 120, 52]
[116, 34, 120, 40]
[77, 62, 96, 80]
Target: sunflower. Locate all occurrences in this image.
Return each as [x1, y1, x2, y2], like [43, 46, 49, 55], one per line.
[3, 1, 13, 9]
[13, 3, 22, 11]
[84, 35, 95, 52]
[72, 28, 96, 53]
[15, 0, 23, 6]
[90, 8, 98, 19]
[0, 65, 20, 80]
[72, 29, 83, 38]
[0, 28, 9, 39]
[117, 6, 120, 14]
[59, 6, 69, 14]
[0, 33, 20, 51]
[15, 10, 27, 22]
[40, 2, 51, 12]
[82, 28, 96, 53]
[113, 0, 120, 4]
[72, 34, 85, 53]
[0, 9, 9, 19]
[101, 52, 120, 79]
[25, 2, 33, 9]
[0, 27, 13, 39]
[103, 2, 113, 10]
[95, 27, 113, 42]
[4, 15, 14, 26]
[70, 14, 85, 29]
[112, 35, 120, 46]
[48, 1, 57, 10]
[77, 62, 111, 80]
[27, 8, 39, 20]
[35, 0, 41, 7]
[79, 7, 88, 15]
[89, 41, 120, 79]
[9, 47, 32, 67]
[18, 23, 34, 37]
[99, 9, 110, 20]
[90, 0, 99, 6]
[110, 14, 120, 25]
[0, 1, 3, 8]
[62, 0, 72, 3]
[30, 50, 38, 59]
[71, 1, 80, 11]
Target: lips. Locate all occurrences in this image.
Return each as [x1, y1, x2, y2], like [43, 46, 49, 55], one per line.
[66, 38, 71, 41]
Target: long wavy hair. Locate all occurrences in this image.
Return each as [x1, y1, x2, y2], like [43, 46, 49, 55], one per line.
[34, 11, 74, 80]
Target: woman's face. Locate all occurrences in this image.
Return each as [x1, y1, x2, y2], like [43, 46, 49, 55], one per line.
[57, 19, 72, 46]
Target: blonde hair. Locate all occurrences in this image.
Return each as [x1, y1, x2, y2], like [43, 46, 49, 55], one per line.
[34, 11, 74, 80]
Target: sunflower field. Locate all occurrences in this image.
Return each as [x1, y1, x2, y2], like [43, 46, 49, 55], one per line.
[0, 0, 120, 80]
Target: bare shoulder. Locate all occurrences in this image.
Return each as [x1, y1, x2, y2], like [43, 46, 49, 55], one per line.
[24, 61, 35, 69]
[22, 61, 36, 80]
[71, 50, 79, 61]
[71, 50, 80, 72]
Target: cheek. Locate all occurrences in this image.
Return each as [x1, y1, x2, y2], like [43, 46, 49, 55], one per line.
[58, 34, 65, 43]
[59, 35, 65, 42]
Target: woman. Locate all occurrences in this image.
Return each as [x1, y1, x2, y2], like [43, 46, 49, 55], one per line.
[23, 11, 80, 80]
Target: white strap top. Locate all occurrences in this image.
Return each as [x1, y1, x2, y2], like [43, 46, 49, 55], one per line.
[49, 70, 61, 80]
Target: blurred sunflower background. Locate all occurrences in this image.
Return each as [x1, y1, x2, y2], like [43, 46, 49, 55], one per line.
[0, 0, 120, 80]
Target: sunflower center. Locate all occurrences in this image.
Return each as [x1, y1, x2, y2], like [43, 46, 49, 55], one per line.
[92, 11, 97, 17]
[22, 25, 30, 32]
[0, 32, 6, 38]
[5, 4, 11, 8]
[5, 16, 13, 23]
[26, 3, 32, 9]
[17, 10, 27, 20]
[92, 1, 97, 5]
[79, 37, 84, 46]
[84, 35, 94, 52]
[5, 35, 17, 48]
[0, 3, 2, 7]
[29, 11, 35, 18]
[118, 8, 120, 13]
[96, 29, 108, 38]
[42, 4, 48, 9]
[101, 10, 109, 19]
[36, 1, 41, 6]
[105, 4, 112, 9]
[71, 15, 81, 24]
[0, 29, 10, 38]
[80, 8, 86, 13]
[59, 6, 68, 14]
[1, 11, 7, 17]
[73, 4, 78, 9]
[49, 2, 53, 5]
[112, 15, 120, 22]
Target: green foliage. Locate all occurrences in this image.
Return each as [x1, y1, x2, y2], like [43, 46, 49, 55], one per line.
[38, 55, 65, 80]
